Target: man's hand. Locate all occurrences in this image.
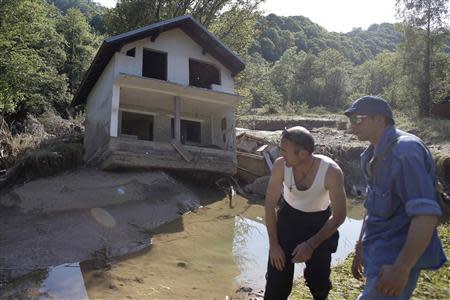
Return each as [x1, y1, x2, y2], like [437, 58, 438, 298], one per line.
[351, 243, 364, 280]
[376, 264, 410, 297]
[291, 242, 314, 263]
[269, 243, 286, 271]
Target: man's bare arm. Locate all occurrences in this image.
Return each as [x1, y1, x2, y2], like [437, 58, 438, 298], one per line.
[307, 164, 347, 249]
[292, 163, 347, 263]
[265, 157, 285, 270]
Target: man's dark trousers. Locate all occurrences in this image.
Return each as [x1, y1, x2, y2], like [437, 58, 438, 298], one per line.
[264, 200, 339, 300]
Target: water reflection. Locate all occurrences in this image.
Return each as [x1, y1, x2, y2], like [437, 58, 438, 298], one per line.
[39, 263, 89, 300]
[0, 263, 88, 300]
[232, 216, 363, 293]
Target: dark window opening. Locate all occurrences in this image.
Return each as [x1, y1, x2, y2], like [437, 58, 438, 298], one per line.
[189, 59, 220, 89]
[142, 49, 167, 80]
[126, 48, 136, 57]
[221, 117, 227, 131]
[121, 111, 153, 141]
[171, 119, 201, 144]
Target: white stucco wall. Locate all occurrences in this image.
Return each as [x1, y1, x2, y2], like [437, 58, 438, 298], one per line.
[210, 107, 235, 151]
[83, 57, 115, 162]
[117, 28, 235, 93]
[84, 27, 239, 162]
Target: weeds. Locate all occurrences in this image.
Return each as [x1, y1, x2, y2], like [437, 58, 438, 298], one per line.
[395, 114, 450, 144]
[2, 143, 83, 188]
[291, 225, 450, 299]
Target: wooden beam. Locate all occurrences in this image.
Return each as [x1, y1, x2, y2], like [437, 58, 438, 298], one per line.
[237, 166, 261, 177]
[262, 151, 273, 171]
[150, 31, 160, 42]
[171, 140, 192, 162]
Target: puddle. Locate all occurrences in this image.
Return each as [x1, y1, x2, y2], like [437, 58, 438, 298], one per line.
[1, 196, 364, 299]
[39, 263, 89, 300]
[0, 263, 88, 300]
[232, 214, 363, 294]
[82, 196, 363, 299]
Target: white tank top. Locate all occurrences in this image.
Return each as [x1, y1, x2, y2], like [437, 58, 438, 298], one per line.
[283, 154, 332, 212]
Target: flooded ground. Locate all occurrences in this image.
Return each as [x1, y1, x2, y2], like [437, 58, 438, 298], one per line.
[84, 196, 363, 300]
[1, 195, 364, 299]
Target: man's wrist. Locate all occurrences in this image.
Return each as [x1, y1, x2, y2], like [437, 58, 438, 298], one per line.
[269, 240, 279, 248]
[305, 240, 315, 251]
[392, 261, 413, 274]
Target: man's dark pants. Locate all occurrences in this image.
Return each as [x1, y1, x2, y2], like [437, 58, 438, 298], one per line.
[264, 200, 339, 300]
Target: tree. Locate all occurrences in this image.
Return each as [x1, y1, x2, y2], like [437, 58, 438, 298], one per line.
[235, 53, 282, 112]
[396, 0, 450, 116]
[350, 51, 405, 108]
[313, 49, 352, 107]
[270, 47, 300, 104]
[0, 0, 69, 116]
[47, 0, 108, 33]
[104, 0, 263, 56]
[58, 8, 100, 94]
[207, 1, 262, 57]
[292, 52, 319, 106]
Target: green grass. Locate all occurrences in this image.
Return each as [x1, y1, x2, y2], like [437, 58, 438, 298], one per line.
[290, 224, 450, 299]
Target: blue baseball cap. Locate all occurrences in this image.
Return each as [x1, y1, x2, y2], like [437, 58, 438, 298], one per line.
[344, 95, 394, 123]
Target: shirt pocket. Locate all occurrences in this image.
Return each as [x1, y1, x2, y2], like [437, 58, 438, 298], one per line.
[365, 186, 397, 219]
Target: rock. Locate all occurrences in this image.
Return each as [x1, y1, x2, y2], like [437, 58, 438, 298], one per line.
[244, 176, 270, 196]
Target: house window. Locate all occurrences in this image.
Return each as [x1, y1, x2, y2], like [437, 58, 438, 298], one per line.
[120, 111, 154, 141]
[171, 119, 201, 144]
[142, 49, 167, 80]
[189, 59, 220, 89]
[126, 48, 136, 57]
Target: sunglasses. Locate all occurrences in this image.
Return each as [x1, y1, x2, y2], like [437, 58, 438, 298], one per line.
[348, 115, 370, 125]
[282, 127, 294, 141]
[281, 128, 305, 150]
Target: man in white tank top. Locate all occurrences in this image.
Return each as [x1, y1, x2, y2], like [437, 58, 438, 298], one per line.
[264, 126, 347, 300]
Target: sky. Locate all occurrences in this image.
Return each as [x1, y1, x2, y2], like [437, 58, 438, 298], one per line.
[95, 0, 399, 33]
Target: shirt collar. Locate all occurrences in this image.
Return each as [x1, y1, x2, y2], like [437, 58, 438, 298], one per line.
[373, 126, 397, 156]
[360, 125, 397, 161]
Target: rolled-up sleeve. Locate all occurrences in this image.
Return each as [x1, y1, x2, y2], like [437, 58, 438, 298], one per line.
[394, 147, 442, 217]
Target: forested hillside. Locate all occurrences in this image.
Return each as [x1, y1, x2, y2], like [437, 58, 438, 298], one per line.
[250, 14, 403, 64]
[46, 0, 108, 33]
[0, 0, 448, 128]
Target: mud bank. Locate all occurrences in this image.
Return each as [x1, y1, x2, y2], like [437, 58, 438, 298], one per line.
[237, 116, 347, 131]
[0, 168, 202, 282]
[236, 128, 367, 197]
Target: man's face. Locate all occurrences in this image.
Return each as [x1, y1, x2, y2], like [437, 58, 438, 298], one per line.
[348, 114, 375, 141]
[279, 138, 302, 167]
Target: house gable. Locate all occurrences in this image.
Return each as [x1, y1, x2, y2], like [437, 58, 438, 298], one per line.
[116, 28, 234, 90]
[72, 15, 244, 107]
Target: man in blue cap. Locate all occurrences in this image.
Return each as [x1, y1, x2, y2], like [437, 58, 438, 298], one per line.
[344, 95, 446, 299]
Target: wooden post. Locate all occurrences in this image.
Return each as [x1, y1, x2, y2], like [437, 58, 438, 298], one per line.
[174, 96, 181, 142]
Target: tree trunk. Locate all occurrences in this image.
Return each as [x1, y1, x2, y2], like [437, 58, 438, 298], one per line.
[420, 1, 432, 117]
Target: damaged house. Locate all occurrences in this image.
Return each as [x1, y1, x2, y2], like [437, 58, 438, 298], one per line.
[72, 16, 245, 174]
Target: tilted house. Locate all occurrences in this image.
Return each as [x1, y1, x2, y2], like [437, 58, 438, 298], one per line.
[72, 16, 245, 175]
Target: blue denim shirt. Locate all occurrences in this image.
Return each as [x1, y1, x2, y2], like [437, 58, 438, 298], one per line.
[361, 126, 446, 276]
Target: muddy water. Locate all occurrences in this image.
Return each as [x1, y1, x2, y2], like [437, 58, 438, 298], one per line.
[82, 196, 364, 300]
[0, 196, 364, 299]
